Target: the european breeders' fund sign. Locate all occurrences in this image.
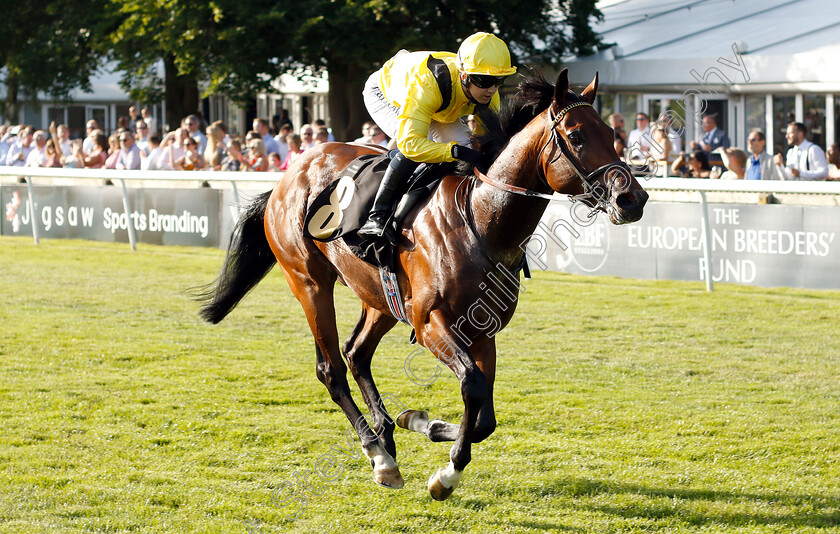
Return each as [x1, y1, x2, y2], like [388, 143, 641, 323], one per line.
[533, 201, 839, 290]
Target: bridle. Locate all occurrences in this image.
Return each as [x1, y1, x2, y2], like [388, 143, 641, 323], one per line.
[540, 101, 631, 216]
[473, 100, 632, 219]
[457, 99, 635, 271]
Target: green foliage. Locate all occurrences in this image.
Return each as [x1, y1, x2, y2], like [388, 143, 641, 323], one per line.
[105, 0, 605, 112]
[108, 0, 291, 106]
[0, 0, 108, 119]
[1, 236, 839, 533]
[2, 0, 605, 132]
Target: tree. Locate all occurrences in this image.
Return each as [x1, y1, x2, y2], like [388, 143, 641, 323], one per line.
[107, 0, 291, 130]
[279, 0, 606, 140]
[0, 1, 107, 124]
[105, 0, 604, 139]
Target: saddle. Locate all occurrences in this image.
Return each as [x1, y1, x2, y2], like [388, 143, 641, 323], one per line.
[304, 152, 451, 267]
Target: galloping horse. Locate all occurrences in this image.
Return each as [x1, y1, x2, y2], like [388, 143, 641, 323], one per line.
[198, 70, 648, 500]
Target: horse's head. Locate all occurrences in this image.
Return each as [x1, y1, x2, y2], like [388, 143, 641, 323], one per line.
[540, 69, 647, 224]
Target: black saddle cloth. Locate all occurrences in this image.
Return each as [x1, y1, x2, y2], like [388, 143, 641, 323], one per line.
[303, 153, 451, 267]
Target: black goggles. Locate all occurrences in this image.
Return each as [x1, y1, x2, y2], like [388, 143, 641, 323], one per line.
[467, 74, 507, 89]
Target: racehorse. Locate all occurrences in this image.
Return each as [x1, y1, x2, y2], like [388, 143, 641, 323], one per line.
[198, 69, 648, 500]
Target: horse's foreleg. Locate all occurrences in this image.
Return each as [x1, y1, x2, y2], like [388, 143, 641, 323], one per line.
[343, 305, 399, 459]
[397, 338, 497, 444]
[413, 318, 497, 500]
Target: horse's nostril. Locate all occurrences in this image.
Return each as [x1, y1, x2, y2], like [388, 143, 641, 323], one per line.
[615, 191, 648, 212]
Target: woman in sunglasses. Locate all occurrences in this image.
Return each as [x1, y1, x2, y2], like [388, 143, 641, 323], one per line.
[358, 31, 516, 241]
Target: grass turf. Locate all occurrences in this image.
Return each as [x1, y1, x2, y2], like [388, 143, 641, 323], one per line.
[0, 236, 839, 533]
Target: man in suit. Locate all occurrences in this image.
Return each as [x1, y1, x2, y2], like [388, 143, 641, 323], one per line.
[745, 130, 774, 180]
[698, 114, 730, 153]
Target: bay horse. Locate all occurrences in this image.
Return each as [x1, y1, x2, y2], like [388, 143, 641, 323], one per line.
[198, 69, 648, 500]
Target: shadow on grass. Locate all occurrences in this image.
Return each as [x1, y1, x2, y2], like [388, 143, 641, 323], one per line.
[454, 496, 585, 532]
[534, 477, 840, 528]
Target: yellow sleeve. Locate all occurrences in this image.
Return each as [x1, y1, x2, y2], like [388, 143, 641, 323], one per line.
[395, 74, 457, 163]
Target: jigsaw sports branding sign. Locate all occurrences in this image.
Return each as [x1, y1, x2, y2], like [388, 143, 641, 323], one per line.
[2, 185, 219, 247]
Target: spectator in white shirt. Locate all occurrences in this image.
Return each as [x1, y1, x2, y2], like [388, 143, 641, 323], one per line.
[274, 123, 293, 161]
[52, 123, 72, 158]
[135, 119, 151, 154]
[184, 115, 207, 154]
[773, 122, 828, 180]
[116, 131, 142, 170]
[300, 126, 316, 150]
[6, 127, 34, 167]
[24, 131, 48, 167]
[626, 113, 652, 159]
[0, 125, 10, 163]
[157, 128, 189, 170]
[141, 107, 157, 136]
[354, 121, 374, 143]
[142, 135, 164, 170]
[82, 120, 100, 155]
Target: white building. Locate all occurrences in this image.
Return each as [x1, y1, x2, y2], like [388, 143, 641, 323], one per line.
[561, 0, 840, 155]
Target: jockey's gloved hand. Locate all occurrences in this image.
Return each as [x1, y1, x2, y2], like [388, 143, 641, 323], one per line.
[451, 144, 488, 174]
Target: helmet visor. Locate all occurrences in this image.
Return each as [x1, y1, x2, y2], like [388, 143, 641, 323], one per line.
[468, 74, 507, 89]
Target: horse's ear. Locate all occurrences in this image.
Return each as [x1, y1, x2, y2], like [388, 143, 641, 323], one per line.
[553, 69, 570, 107]
[581, 72, 599, 104]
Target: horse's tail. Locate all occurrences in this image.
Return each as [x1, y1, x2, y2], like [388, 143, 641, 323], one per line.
[196, 191, 276, 324]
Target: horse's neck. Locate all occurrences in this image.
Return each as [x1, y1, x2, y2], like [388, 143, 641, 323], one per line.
[468, 123, 552, 268]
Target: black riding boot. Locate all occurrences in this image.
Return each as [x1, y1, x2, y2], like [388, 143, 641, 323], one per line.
[357, 152, 418, 242]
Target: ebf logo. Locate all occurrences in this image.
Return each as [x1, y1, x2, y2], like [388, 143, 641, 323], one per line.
[524, 203, 610, 273]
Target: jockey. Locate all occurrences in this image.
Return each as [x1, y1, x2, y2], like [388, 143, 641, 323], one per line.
[358, 32, 517, 240]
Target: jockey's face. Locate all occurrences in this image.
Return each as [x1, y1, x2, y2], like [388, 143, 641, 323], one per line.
[464, 80, 498, 105]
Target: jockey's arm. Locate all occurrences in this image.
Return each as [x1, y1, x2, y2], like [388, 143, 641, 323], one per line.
[396, 81, 457, 164]
[396, 113, 456, 164]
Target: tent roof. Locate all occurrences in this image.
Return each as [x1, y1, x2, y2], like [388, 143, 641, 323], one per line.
[563, 0, 840, 91]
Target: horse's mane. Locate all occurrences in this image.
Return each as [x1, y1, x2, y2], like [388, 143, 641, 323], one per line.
[455, 71, 581, 176]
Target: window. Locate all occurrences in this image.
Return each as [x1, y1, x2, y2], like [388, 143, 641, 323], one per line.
[745, 95, 765, 146]
[803, 94, 826, 148]
[619, 94, 637, 117]
[772, 95, 795, 155]
[598, 93, 615, 123]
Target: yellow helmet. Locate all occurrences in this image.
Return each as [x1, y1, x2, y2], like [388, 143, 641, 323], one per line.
[456, 32, 517, 77]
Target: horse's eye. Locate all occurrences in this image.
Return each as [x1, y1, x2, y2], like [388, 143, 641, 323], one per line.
[568, 131, 584, 146]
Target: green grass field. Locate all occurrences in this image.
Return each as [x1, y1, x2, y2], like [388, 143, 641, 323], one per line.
[1, 236, 839, 533]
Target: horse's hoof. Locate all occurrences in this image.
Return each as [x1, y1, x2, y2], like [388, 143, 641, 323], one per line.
[428, 469, 455, 501]
[396, 410, 427, 430]
[374, 466, 404, 489]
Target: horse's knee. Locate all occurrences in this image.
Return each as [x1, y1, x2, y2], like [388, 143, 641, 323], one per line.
[315, 360, 329, 386]
[460, 372, 489, 406]
[315, 360, 349, 403]
[345, 353, 371, 381]
[472, 416, 496, 443]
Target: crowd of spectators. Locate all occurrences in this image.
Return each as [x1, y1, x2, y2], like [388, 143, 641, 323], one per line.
[0, 109, 386, 175]
[611, 111, 839, 180]
[4, 107, 836, 181]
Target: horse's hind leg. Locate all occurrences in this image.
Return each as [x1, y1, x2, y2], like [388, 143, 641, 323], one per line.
[287, 270, 403, 489]
[342, 305, 399, 458]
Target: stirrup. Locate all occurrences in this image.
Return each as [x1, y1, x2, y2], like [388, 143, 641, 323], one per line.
[358, 218, 386, 238]
[358, 217, 397, 245]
